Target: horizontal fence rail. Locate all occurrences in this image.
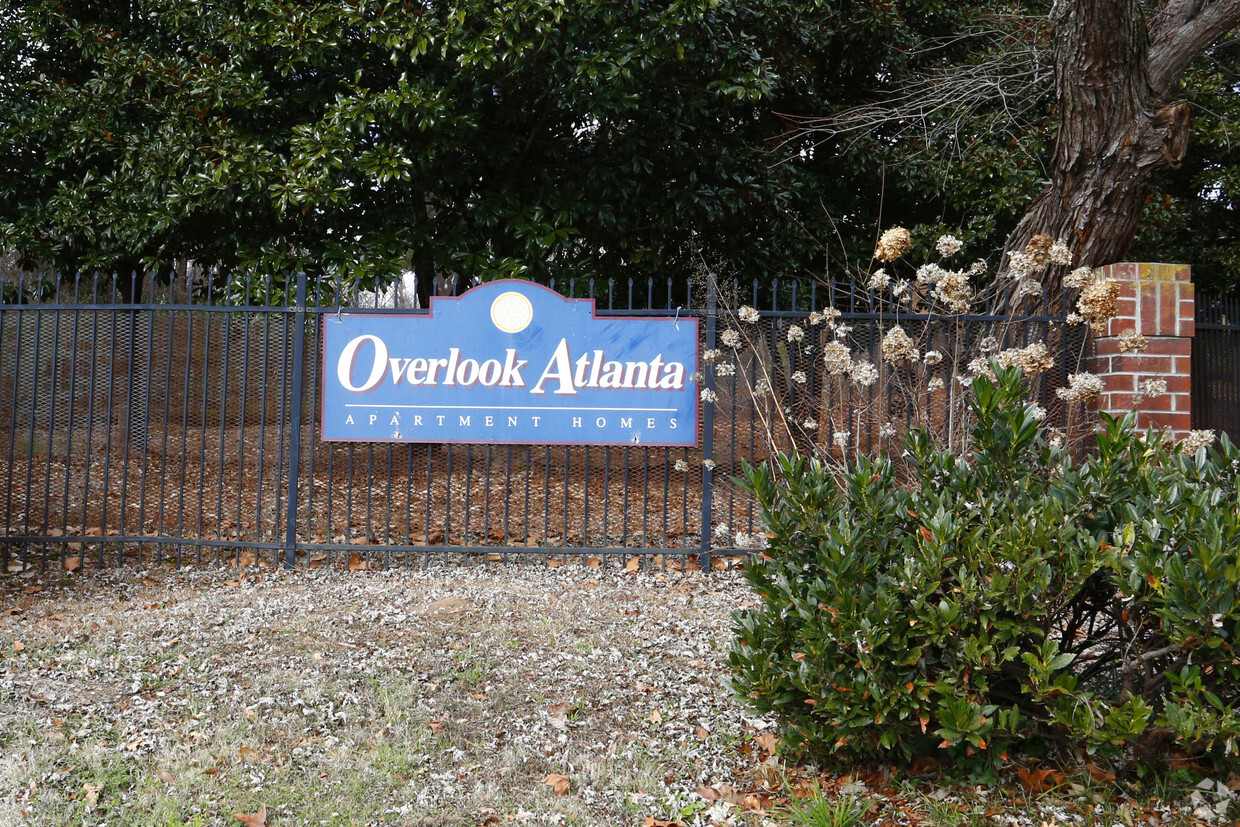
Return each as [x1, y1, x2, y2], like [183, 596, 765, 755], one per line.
[1, 269, 1077, 573]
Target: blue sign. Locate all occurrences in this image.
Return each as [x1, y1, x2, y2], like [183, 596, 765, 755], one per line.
[321, 281, 699, 446]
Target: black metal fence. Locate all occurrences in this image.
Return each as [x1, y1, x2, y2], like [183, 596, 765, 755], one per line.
[1, 269, 1076, 572]
[1193, 293, 1240, 439]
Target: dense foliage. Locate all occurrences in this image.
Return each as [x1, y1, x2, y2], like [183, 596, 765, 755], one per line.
[1, 1, 1236, 293]
[730, 366, 1240, 770]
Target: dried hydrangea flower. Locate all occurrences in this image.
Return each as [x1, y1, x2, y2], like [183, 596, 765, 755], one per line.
[867, 269, 891, 291]
[936, 234, 963, 257]
[923, 350, 943, 366]
[1179, 429, 1216, 454]
[702, 348, 722, 363]
[934, 272, 971, 312]
[1063, 267, 1094, 289]
[753, 377, 772, 395]
[1056, 372, 1105, 403]
[1025, 233, 1053, 263]
[881, 325, 918, 364]
[927, 377, 945, 392]
[1139, 377, 1167, 396]
[1014, 279, 1043, 298]
[801, 418, 818, 430]
[917, 263, 947, 285]
[822, 341, 852, 375]
[995, 342, 1055, 375]
[715, 362, 736, 377]
[674, 459, 689, 472]
[879, 422, 897, 438]
[720, 328, 742, 348]
[738, 306, 760, 323]
[1118, 328, 1148, 353]
[1027, 404, 1047, 421]
[700, 388, 718, 403]
[968, 356, 996, 380]
[850, 360, 878, 386]
[791, 370, 807, 384]
[1066, 312, 1086, 325]
[1007, 250, 1038, 278]
[820, 307, 842, 327]
[808, 310, 824, 325]
[979, 335, 999, 354]
[832, 430, 851, 448]
[786, 324, 805, 342]
[1076, 277, 1120, 326]
[875, 227, 913, 262]
[703, 459, 716, 471]
[834, 324, 852, 339]
[1048, 241, 1073, 266]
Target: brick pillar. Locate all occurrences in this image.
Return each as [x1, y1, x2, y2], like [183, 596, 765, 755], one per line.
[1085, 263, 1194, 438]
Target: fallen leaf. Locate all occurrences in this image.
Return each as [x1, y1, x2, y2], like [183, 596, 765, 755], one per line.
[156, 770, 174, 784]
[697, 786, 721, 800]
[754, 732, 778, 754]
[233, 803, 267, 826]
[347, 554, 368, 571]
[546, 557, 564, 568]
[641, 818, 674, 827]
[64, 557, 81, 572]
[238, 746, 260, 763]
[585, 556, 602, 569]
[23, 586, 42, 595]
[1017, 766, 1063, 794]
[13, 641, 24, 653]
[428, 721, 446, 733]
[649, 708, 663, 724]
[82, 783, 101, 807]
[541, 773, 571, 795]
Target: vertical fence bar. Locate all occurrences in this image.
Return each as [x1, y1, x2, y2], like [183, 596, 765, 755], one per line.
[284, 273, 308, 570]
[699, 271, 717, 569]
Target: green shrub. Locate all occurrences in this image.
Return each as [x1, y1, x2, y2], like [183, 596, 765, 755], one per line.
[728, 365, 1240, 770]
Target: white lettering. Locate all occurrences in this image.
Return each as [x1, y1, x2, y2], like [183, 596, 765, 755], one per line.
[336, 334, 389, 392]
[532, 339, 577, 396]
[443, 348, 461, 385]
[456, 358, 479, 386]
[345, 415, 355, 425]
[572, 416, 582, 428]
[389, 357, 413, 384]
[532, 416, 541, 426]
[413, 415, 423, 425]
[478, 359, 502, 387]
[620, 417, 633, 428]
[389, 414, 400, 425]
[658, 362, 686, 390]
[485, 416, 494, 427]
[596, 417, 606, 428]
[647, 417, 656, 429]
[669, 418, 677, 429]
[621, 362, 648, 389]
[459, 415, 471, 426]
[369, 414, 378, 425]
[408, 357, 428, 385]
[507, 416, 518, 426]
[500, 349, 527, 387]
[436, 415, 445, 426]
[598, 360, 623, 389]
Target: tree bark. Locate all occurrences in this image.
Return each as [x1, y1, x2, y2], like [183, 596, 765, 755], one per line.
[1004, 0, 1240, 283]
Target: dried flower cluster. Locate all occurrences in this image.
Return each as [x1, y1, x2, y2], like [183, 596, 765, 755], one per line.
[880, 325, 918, 365]
[867, 270, 890, 291]
[936, 234, 963, 257]
[1118, 328, 1148, 353]
[720, 328, 741, 348]
[1076, 277, 1120, 331]
[1139, 377, 1167, 396]
[934, 272, 972, 313]
[786, 324, 804, 342]
[821, 341, 852, 375]
[850, 361, 878, 386]
[1064, 267, 1094, 289]
[996, 342, 1055, 375]
[737, 306, 760, 323]
[1056, 372, 1105, 403]
[875, 227, 913, 262]
[1180, 429, 1216, 454]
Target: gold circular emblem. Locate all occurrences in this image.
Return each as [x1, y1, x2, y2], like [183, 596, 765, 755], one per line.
[490, 292, 534, 333]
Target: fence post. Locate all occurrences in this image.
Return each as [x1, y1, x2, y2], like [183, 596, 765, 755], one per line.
[284, 272, 308, 570]
[1086, 263, 1195, 439]
[699, 272, 717, 570]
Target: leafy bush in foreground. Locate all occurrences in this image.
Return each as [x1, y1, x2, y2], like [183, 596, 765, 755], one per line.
[729, 366, 1240, 770]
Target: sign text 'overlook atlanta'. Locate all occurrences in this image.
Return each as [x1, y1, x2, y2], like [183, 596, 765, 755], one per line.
[321, 281, 700, 446]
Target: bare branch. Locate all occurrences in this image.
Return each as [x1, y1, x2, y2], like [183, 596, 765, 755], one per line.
[1148, 0, 1240, 95]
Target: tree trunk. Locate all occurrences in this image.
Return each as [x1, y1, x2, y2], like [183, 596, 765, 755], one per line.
[1004, 0, 1240, 290]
